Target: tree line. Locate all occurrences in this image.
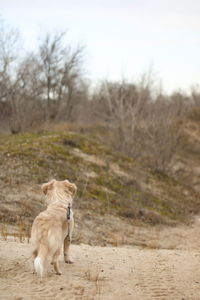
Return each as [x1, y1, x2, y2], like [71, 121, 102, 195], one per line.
[1, 20, 200, 173]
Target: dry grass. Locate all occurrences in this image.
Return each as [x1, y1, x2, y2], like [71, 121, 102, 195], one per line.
[145, 229, 161, 249]
[46, 122, 102, 133]
[84, 266, 103, 282]
[16, 217, 31, 243]
[84, 265, 106, 297]
[0, 223, 8, 240]
[0, 219, 31, 243]
[110, 233, 125, 247]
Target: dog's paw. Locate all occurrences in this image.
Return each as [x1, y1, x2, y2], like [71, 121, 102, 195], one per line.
[56, 271, 62, 275]
[65, 257, 74, 264]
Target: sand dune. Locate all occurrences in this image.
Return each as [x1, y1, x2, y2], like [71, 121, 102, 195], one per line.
[1, 234, 200, 300]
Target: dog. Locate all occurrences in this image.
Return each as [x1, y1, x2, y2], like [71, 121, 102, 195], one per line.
[31, 179, 77, 277]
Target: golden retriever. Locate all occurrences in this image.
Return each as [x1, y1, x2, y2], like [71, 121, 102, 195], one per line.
[31, 179, 77, 277]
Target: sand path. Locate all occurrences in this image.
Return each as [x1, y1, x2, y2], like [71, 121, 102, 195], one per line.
[1, 239, 200, 300]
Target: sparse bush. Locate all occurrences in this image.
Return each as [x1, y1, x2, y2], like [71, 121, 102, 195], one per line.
[90, 80, 188, 173]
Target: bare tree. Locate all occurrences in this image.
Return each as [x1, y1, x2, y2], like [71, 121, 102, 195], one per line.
[0, 19, 22, 133]
[0, 24, 86, 133]
[38, 32, 85, 122]
[91, 80, 151, 153]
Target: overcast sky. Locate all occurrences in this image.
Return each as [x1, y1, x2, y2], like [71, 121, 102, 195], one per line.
[1, 0, 200, 93]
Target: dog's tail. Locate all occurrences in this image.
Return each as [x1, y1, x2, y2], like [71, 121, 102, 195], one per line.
[34, 256, 44, 277]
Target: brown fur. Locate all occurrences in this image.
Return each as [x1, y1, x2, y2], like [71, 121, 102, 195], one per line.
[31, 179, 77, 277]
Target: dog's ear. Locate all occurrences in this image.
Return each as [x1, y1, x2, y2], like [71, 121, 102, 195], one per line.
[69, 183, 77, 196]
[41, 179, 55, 195]
[65, 181, 77, 196]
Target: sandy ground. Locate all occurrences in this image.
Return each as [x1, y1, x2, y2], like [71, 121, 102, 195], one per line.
[1, 229, 200, 300]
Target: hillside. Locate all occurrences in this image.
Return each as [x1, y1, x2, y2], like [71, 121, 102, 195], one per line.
[0, 123, 200, 245]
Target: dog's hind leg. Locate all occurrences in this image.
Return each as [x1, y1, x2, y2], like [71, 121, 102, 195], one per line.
[34, 246, 48, 277]
[52, 248, 62, 275]
[32, 249, 38, 273]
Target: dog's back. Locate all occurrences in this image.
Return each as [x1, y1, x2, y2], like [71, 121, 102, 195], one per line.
[31, 204, 66, 247]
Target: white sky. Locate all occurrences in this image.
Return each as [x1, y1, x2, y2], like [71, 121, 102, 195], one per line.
[1, 0, 200, 93]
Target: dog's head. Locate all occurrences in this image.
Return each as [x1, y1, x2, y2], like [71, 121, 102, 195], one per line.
[42, 179, 77, 201]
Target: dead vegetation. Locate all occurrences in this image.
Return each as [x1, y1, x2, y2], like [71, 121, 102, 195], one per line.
[0, 130, 197, 220]
[0, 121, 200, 247]
[0, 217, 31, 243]
[0, 19, 200, 247]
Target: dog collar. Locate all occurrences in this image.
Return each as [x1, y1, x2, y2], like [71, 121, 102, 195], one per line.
[67, 203, 71, 220]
